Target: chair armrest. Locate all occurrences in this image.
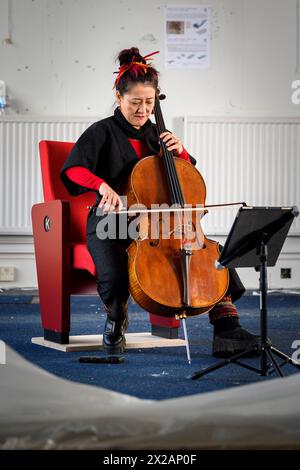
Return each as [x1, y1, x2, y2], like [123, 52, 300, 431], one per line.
[31, 200, 71, 332]
[32, 199, 70, 236]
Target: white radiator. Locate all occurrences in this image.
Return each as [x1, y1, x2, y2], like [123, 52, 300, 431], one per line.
[0, 117, 95, 234]
[184, 117, 300, 235]
[1, 116, 300, 236]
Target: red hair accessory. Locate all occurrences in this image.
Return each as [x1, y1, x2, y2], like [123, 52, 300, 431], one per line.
[113, 50, 160, 88]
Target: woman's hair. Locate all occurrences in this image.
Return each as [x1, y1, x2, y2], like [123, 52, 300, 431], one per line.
[114, 47, 159, 95]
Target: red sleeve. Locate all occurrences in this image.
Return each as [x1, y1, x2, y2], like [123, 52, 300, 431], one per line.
[65, 166, 105, 192]
[177, 147, 191, 163]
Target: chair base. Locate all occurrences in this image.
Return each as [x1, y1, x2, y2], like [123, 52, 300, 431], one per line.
[44, 329, 69, 344]
[151, 324, 179, 339]
[32, 332, 186, 353]
[43, 322, 179, 345]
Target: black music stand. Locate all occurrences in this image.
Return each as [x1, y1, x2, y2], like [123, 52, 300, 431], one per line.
[191, 205, 300, 380]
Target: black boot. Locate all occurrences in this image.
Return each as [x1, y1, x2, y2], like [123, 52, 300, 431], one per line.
[103, 314, 128, 355]
[212, 316, 261, 358]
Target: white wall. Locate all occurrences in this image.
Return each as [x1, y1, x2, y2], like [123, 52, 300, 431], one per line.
[0, 0, 300, 289]
[1, 0, 300, 120]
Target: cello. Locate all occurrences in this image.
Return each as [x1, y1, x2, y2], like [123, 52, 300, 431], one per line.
[125, 93, 229, 319]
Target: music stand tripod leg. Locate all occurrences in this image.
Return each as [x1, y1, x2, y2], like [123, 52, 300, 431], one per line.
[265, 348, 284, 377]
[258, 239, 300, 376]
[259, 239, 269, 376]
[269, 346, 300, 369]
[190, 347, 262, 380]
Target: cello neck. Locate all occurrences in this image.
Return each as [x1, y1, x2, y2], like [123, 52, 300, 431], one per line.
[154, 95, 185, 206]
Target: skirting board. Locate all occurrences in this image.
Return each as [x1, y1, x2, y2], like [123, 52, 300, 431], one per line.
[31, 332, 186, 352]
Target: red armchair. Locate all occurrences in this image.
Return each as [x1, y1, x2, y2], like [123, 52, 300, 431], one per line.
[32, 140, 180, 344]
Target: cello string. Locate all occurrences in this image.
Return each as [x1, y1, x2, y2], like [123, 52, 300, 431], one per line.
[155, 98, 186, 247]
[155, 99, 184, 205]
[155, 100, 178, 203]
[169, 147, 185, 205]
[155, 99, 185, 206]
[155, 102, 177, 203]
[165, 141, 188, 245]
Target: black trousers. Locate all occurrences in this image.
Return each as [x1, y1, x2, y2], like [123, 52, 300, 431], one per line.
[86, 210, 245, 321]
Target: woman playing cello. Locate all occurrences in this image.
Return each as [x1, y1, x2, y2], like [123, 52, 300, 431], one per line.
[60, 47, 259, 356]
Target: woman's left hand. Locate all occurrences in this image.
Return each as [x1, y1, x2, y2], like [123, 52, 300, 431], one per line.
[160, 131, 183, 156]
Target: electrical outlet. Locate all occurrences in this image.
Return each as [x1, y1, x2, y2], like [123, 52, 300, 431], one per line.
[0, 267, 15, 281]
[281, 268, 291, 279]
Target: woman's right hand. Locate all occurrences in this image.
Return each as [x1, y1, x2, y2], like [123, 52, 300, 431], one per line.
[98, 182, 123, 213]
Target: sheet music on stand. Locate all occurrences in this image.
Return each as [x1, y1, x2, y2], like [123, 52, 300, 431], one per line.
[216, 206, 299, 270]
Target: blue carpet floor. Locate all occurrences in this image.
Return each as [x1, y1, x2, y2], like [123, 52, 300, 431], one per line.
[0, 293, 300, 400]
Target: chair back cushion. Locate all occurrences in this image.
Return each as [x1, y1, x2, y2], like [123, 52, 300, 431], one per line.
[39, 140, 96, 242]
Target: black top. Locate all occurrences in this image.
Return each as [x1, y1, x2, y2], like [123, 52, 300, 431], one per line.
[60, 108, 196, 197]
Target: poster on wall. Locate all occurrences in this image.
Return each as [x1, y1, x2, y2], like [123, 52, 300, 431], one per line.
[165, 4, 210, 69]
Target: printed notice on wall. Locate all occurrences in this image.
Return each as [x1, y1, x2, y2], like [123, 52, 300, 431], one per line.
[165, 4, 210, 69]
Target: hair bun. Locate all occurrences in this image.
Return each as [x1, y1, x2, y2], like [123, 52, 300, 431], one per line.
[118, 47, 145, 66]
